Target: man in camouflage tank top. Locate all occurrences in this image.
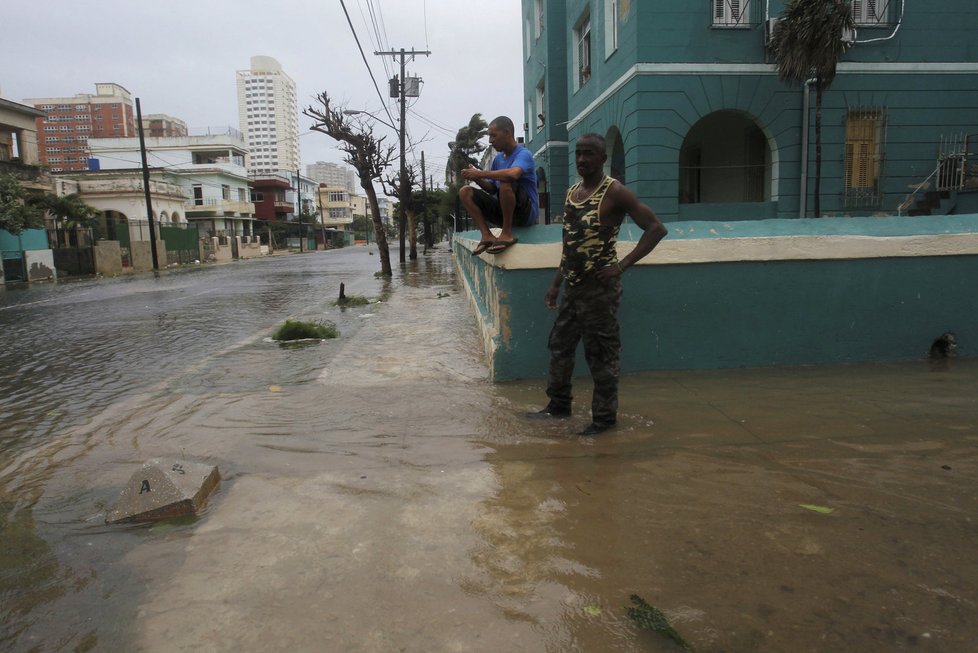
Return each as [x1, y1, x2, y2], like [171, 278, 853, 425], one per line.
[529, 133, 668, 435]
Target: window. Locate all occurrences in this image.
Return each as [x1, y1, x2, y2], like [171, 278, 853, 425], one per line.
[222, 185, 231, 200]
[852, 0, 889, 25]
[712, 0, 751, 27]
[575, 14, 592, 90]
[844, 108, 885, 208]
[605, 0, 618, 56]
[536, 81, 545, 130]
[251, 191, 265, 202]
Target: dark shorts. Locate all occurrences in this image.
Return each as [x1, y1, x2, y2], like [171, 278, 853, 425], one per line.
[469, 184, 534, 227]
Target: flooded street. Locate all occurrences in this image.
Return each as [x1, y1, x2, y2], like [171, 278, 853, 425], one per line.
[2, 246, 977, 652]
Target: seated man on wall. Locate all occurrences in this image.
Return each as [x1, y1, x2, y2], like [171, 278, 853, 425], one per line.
[460, 116, 538, 254]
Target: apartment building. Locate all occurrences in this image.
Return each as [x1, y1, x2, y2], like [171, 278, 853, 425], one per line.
[525, 0, 978, 220]
[142, 114, 188, 138]
[236, 56, 300, 175]
[24, 83, 136, 172]
[306, 161, 356, 193]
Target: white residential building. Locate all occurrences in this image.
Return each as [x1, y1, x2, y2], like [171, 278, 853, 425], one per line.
[236, 56, 300, 176]
[88, 129, 257, 239]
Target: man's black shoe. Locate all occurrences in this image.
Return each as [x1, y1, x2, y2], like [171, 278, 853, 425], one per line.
[578, 421, 616, 436]
[526, 404, 571, 420]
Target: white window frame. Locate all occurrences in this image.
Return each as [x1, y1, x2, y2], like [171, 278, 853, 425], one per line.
[605, 0, 618, 58]
[712, 0, 751, 28]
[574, 13, 592, 91]
[852, 0, 889, 25]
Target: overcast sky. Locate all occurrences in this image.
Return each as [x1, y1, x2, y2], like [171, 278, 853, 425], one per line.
[1, 0, 525, 186]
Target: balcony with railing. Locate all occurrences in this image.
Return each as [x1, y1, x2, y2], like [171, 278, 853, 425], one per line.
[184, 197, 255, 216]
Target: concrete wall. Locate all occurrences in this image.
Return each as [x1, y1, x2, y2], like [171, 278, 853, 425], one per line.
[236, 236, 263, 259]
[24, 250, 56, 282]
[94, 241, 123, 276]
[130, 241, 168, 271]
[203, 237, 233, 264]
[455, 215, 978, 381]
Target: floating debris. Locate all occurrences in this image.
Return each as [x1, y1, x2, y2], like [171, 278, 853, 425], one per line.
[272, 318, 338, 341]
[626, 594, 693, 651]
[335, 295, 371, 307]
[799, 503, 834, 515]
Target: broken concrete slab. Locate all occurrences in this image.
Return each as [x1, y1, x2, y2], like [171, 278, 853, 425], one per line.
[106, 459, 220, 524]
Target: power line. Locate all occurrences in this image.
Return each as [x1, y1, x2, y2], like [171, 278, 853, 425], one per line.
[358, 0, 392, 81]
[339, 0, 399, 130]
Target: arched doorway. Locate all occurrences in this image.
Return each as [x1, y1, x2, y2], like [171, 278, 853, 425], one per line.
[679, 111, 772, 205]
[103, 210, 128, 241]
[605, 126, 626, 184]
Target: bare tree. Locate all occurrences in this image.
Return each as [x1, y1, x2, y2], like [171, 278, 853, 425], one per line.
[384, 164, 419, 261]
[303, 92, 396, 276]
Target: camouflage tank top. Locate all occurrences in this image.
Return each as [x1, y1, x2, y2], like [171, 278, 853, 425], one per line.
[561, 175, 619, 287]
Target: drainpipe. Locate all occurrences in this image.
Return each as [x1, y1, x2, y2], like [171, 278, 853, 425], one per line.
[799, 78, 816, 218]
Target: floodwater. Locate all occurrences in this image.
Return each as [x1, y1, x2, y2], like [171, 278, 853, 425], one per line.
[1, 246, 977, 652]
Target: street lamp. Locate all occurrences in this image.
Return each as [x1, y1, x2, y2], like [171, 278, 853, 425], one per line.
[342, 109, 397, 131]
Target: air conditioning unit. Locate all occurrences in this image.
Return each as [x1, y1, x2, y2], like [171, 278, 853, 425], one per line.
[764, 18, 780, 47]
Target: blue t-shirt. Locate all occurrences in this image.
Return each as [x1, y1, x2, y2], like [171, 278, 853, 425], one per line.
[491, 145, 538, 225]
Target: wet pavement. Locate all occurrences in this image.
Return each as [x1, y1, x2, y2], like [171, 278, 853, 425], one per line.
[1, 246, 976, 652]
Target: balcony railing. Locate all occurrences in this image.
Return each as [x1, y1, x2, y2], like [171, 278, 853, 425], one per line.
[184, 198, 254, 214]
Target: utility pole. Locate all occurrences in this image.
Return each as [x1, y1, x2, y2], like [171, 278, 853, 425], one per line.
[135, 98, 160, 271]
[420, 150, 429, 253]
[375, 47, 430, 263]
[296, 168, 303, 253]
[317, 183, 326, 248]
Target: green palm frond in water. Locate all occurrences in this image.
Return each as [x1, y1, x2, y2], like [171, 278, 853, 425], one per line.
[626, 594, 694, 651]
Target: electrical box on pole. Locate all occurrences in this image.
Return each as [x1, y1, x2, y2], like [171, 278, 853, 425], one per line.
[389, 76, 399, 98]
[404, 77, 422, 98]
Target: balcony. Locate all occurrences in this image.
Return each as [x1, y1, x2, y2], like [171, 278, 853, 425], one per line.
[184, 198, 255, 216]
[0, 160, 51, 188]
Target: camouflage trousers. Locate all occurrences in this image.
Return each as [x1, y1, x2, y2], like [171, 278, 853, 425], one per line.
[545, 276, 622, 426]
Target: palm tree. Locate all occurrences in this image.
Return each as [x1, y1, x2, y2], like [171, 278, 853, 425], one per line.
[446, 114, 488, 186]
[41, 193, 102, 246]
[770, 0, 854, 217]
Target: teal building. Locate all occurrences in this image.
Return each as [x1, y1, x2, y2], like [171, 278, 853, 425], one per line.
[522, 0, 978, 221]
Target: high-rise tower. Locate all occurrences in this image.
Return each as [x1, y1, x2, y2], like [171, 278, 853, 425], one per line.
[236, 56, 300, 175]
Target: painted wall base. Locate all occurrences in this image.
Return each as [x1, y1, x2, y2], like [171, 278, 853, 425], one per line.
[454, 216, 978, 381]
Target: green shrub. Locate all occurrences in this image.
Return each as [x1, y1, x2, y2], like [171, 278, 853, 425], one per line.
[272, 319, 339, 341]
[334, 295, 370, 307]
